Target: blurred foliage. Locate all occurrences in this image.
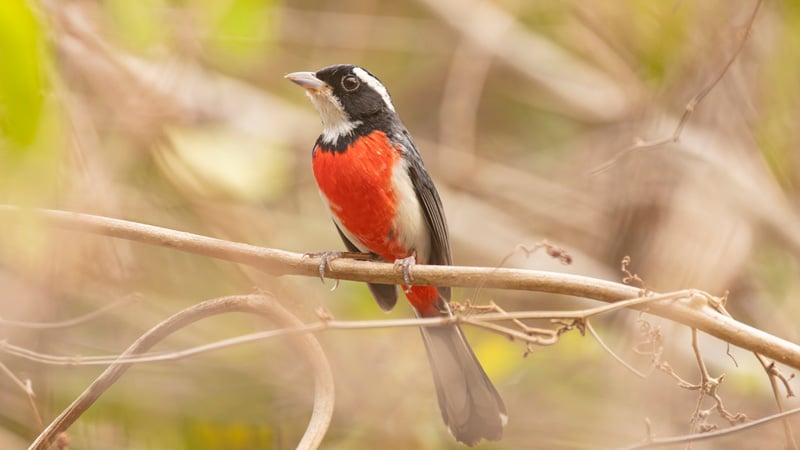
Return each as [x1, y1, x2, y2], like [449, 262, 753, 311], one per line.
[1, 0, 799, 449]
[0, 0, 61, 227]
[0, 0, 45, 148]
[207, 0, 277, 67]
[756, 2, 800, 189]
[628, 1, 694, 82]
[106, 0, 168, 51]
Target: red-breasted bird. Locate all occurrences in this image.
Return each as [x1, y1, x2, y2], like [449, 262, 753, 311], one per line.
[286, 64, 506, 446]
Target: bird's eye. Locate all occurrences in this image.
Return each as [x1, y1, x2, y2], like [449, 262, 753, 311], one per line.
[341, 75, 360, 91]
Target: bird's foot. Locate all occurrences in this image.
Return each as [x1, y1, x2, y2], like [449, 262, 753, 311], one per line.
[304, 251, 344, 283]
[393, 255, 416, 293]
[304, 251, 372, 283]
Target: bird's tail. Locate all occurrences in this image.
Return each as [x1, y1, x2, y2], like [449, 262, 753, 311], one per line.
[410, 286, 507, 446]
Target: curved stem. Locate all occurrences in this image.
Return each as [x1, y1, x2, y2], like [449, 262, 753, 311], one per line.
[28, 294, 334, 450]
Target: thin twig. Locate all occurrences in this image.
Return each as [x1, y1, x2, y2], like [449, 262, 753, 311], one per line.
[705, 285, 797, 448]
[0, 295, 140, 329]
[689, 328, 709, 435]
[0, 293, 690, 367]
[461, 300, 558, 342]
[619, 407, 800, 450]
[755, 353, 799, 450]
[0, 291, 722, 367]
[0, 313, 539, 367]
[0, 360, 35, 395]
[586, 321, 648, 379]
[465, 317, 559, 347]
[0, 361, 44, 430]
[473, 240, 571, 307]
[685, 328, 746, 439]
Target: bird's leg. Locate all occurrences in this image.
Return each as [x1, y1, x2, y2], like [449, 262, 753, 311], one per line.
[393, 254, 416, 293]
[304, 251, 372, 283]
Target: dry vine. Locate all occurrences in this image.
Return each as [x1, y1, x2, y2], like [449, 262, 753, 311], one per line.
[27, 294, 334, 450]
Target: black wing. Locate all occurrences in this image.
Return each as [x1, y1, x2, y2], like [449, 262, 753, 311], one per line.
[334, 223, 398, 311]
[396, 128, 452, 302]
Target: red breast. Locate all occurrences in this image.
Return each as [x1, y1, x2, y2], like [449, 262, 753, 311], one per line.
[313, 130, 440, 314]
[313, 130, 408, 262]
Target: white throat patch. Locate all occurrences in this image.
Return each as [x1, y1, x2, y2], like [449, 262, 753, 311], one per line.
[306, 89, 361, 144]
[352, 67, 395, 112]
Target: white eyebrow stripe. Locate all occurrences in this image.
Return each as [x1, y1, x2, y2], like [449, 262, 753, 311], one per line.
[352, 67, 395, 112]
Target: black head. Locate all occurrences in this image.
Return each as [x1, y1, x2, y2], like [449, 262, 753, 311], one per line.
[286, 64, 398, 145]
[313, 64, 396, 120]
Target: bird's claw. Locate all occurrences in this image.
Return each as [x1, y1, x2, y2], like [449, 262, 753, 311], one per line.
[304, 251, 344, 284]
[394, 255, 416, 293]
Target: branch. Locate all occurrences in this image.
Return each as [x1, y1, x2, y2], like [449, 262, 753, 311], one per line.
[620, 407, 800, 450]
[0, 294, 704, 368]
[28, 294, 334, 450]
[2, 205, 800, 371]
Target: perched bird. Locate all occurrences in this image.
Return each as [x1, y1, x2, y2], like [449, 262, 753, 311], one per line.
[286, 64, 506, 446]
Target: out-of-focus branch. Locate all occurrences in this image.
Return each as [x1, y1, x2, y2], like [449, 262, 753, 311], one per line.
[29, 294, 334, 450]
[2, 205, 799, 371]
[279, 7, 448, 52]
[592, 0, 764, 175]
[620, 407, 800, 450]
[437, 39, 493, 173]
[417, 0, 633, 121]
[0, 295, 139, 329]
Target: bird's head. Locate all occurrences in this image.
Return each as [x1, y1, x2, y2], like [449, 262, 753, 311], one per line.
[286, 64, 397, 143]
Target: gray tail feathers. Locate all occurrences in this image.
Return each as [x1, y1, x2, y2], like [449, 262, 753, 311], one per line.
[419, 323, 507, 446]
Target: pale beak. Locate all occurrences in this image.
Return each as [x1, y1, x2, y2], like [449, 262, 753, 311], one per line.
[285, 71, 327, 91]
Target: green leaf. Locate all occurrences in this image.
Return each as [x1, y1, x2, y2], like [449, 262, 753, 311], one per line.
[0, 0, 45, 148]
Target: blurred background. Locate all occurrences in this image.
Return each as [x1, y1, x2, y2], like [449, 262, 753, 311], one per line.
[1, 0, 799, 448]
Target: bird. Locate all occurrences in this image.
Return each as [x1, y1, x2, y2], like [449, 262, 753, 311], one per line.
[286, 64, 506, 446]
